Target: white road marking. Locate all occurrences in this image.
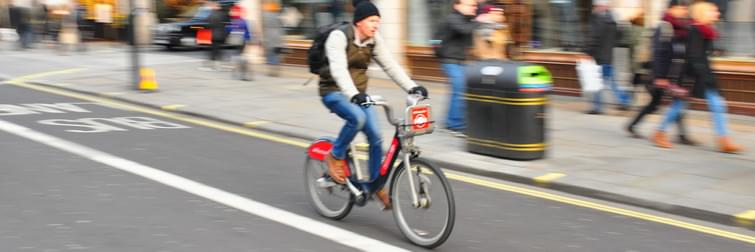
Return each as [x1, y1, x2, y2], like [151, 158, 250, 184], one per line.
[0, 119, 409, 252]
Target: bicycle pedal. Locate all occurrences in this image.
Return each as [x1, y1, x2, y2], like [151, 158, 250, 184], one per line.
[316, 177, 337, 188]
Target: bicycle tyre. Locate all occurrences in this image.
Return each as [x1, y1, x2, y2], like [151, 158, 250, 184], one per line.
[390, 157, 455, 248]
[304, 156, 354, 220]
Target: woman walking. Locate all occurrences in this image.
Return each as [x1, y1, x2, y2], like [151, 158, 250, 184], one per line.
[227, 5, 253, 81]
[655, 1, 742, 153]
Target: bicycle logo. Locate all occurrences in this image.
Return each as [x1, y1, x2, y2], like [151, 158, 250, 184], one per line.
[411, 107, 430, 130]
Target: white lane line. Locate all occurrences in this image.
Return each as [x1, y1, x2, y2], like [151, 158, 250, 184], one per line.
[0, 119, 408, 252]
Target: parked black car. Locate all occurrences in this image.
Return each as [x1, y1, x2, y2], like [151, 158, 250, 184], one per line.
[153, 0, 237, 49]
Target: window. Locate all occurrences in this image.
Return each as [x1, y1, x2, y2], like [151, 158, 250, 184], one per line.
[407, 0, 454, 46]
[280, 0, 353, 39]
[714, 0, 755, 58]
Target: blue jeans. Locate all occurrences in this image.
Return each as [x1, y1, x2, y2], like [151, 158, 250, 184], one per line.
[592, 64, 631, 111]
[658, 98, 686, 132]
[705, 89, 729, 136]
[442, 63, 466, 130]
[322, 92, 383, 191]
[266, 47, 280, 65]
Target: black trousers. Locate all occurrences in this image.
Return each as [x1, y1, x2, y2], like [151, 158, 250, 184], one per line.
[210, 40, 224, 61]
[628, 85, 688, 136]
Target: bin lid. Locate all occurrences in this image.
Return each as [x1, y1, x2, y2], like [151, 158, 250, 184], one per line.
[466, 60, 552, 92]
[517, 65, 552, 93]
[466, 60, 521, 90]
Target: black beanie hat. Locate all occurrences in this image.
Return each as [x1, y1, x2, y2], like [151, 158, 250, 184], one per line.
[353, 1, 381, 24]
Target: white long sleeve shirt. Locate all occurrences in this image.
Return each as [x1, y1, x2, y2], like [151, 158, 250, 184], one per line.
[324, 27, 418, 99]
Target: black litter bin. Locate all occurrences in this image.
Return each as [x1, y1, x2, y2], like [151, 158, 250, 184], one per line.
[464, 60, 552, 160]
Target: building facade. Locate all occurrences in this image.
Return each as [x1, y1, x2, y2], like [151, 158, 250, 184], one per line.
[263, 0, 754, 115]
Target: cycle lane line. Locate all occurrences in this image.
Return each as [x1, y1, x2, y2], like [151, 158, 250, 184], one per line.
[0, 119, 409, 252]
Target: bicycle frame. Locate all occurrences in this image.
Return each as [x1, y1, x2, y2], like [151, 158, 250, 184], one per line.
[306, 95, 433, 207]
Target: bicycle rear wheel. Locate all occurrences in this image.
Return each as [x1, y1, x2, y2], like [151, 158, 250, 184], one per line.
[304, 156, 354, 220]
[390, 157, 455, 248]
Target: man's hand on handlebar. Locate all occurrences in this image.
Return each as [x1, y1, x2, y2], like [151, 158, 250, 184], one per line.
[351, 93, 373, 107]
[409, 86, 429, 98]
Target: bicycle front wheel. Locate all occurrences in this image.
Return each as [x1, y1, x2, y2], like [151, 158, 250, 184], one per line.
[390, 157, 455, 248]
[304, 156, 354, 220]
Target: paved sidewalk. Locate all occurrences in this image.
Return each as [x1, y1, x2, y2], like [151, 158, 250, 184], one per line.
[2, 45, 754, 230]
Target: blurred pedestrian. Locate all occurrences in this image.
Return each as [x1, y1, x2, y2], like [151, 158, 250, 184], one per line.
[11, 4, 33, 49]
[263, 0, 284, 77]
[75, 3, 88, 52]
[58, 2, 80, 55]
[684, 1, 741, 153]
[437, 0, 480, 136]
[206, 1, 225, 69]
[627, 10, 652, 86]
[31, 0, 47, 43]
[473, 5, 510, 60]
[585, 0, 631, 114]
[227, 5, 253, 81]
[626, 10, 650, 90]
[629, 0, 695, 145]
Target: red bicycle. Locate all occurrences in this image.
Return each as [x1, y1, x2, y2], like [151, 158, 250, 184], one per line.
[304, 95, 455, 248]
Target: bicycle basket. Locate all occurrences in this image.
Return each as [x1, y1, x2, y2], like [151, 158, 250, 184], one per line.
[403, 103, 435, 136]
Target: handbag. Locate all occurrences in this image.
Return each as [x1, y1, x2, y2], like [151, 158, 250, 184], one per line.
[666, 82, 689, 99]
[576, 58, 604, 93]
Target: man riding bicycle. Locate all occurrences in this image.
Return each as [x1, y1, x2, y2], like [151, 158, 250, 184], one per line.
[319, 0, 428, 210]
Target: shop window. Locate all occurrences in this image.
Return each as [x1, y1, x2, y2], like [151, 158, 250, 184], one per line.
[407, 0, 454, 46]
[406, 0, 532, 46]
[529, 0, 593, 51]
[280, 0, 353, 39]
[713, 0, 755, 58]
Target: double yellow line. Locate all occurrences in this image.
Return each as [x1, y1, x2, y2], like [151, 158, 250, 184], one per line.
[464, 93, 547, 106]
[446, 172, 755, 244]
[467, 137, 546, 152]
[7, 69, 755, 245]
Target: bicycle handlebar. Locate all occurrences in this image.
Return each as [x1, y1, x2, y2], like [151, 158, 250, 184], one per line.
[360, 94, 427, 127]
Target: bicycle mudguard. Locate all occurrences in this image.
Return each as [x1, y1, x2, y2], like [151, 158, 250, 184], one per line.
[307, 138, 334, 161]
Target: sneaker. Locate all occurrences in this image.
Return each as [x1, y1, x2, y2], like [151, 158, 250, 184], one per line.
[652, 131, 673, 148]
[375, 189, 392, 210]
[325, 153, 347, 184]
[718, 136, 743, 154]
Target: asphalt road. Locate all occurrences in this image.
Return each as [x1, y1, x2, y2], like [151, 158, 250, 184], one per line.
[1, 81, 754, 251]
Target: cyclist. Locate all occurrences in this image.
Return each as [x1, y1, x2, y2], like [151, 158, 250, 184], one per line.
[320, 0, 428, 210]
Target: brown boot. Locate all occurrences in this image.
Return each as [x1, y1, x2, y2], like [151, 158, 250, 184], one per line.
[325, 153, 347, 184]
[375, 189, 392, 210]
[652, 131, 673, 148]
[718, 137, 743, 154]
